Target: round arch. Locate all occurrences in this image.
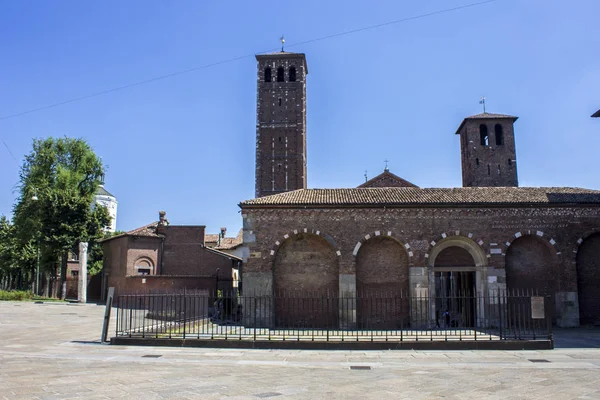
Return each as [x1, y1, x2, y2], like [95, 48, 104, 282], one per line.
[505, 234, 558, 295]
[272, 232, 339, 328]
[427, 236, 487, 268]
[134, 257, 155, 275]
[352, 230, 413, 260]
[503, 230, 559, 255]
[354, 235, 410, 329]
[270, 228, 341, 258]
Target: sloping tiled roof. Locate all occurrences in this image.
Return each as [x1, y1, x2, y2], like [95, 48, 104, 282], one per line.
[215, 229, 244, 250]
[126, 222, 160, 237]
[95, 185, 115, 198]
[240, 187, 600, 207]
[358, 170, 418, 188]
[99, 222, 160, 243]
[592, 109, 600, 118]
[204, 234, 220, 245]
[455, 112, 519, 135]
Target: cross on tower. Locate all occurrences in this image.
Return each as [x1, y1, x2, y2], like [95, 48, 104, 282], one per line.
[280, 35, 285, 52]
[479, 96, 486, 113]
[384, 159, 389, 172]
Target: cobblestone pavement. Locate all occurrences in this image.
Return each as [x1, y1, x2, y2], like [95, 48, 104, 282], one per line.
[1, 301, 600, 400]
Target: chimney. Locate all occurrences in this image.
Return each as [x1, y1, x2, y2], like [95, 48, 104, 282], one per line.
[157, 211, 169, 234]
[220, 227, 227, 238]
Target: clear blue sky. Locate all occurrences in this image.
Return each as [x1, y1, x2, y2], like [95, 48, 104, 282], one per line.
[1, 0, 599, 235]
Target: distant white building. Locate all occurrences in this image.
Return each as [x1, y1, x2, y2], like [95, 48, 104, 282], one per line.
[95, 181, 117, 233]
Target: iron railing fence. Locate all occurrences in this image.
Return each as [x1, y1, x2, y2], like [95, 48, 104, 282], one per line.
[114, 289, 552, 342]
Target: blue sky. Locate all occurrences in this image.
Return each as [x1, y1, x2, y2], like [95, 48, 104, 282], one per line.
[1, 0, 599, 235]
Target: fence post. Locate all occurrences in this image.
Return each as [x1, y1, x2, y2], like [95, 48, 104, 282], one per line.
[253, 297, 257, 341]
[546, 294, 553, 342]
[183, 288, 186, 339]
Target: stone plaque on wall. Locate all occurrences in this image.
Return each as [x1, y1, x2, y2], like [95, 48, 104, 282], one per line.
[531, 296, 545, 319]
[250, 252, 262, 258]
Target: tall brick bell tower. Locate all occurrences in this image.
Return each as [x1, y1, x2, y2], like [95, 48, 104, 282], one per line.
[455, 112, 519, 187]
[255, 51, 308, 198]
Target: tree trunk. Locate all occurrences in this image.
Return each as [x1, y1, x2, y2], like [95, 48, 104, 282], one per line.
[44, 272, 50, 298]
[60, 252, 67, 300]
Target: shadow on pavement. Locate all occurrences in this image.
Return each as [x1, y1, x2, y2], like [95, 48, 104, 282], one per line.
[553, 327, 600, 348]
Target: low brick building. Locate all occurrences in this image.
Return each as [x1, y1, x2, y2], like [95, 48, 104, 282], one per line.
[239, 51, 600, 328]
[101, 211, 242, 297]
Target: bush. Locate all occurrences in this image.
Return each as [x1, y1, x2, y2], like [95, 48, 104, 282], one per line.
[0, 290, 34, 301]
[0, 290, 59, 301]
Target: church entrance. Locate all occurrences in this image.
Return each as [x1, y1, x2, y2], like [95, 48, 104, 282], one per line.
[433, 246, 478, 328]
[434, 270, 476, 327]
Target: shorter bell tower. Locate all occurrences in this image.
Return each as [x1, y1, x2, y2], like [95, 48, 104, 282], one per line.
[455, 112, 519, 187]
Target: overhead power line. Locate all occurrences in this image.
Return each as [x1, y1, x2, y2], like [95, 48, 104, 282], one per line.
[0, 0, 498, 123]
[0, 0, 499, 162]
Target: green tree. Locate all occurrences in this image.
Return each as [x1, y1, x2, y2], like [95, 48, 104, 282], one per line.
[12, 137, 110, 298]
[0, 216, 36, 290]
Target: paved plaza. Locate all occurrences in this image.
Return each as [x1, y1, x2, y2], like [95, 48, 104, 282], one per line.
[1, 302, 600, 399]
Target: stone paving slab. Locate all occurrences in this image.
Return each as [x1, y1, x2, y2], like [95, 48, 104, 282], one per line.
[1, 301, 600, 399]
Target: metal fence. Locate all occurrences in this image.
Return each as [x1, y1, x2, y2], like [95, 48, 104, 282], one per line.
[114, 289, 552, 343]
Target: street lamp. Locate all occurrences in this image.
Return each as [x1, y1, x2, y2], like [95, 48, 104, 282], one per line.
[31, 192, 40, 296]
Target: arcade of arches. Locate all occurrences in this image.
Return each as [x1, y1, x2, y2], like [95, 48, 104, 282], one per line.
[255, 228, 600, 328]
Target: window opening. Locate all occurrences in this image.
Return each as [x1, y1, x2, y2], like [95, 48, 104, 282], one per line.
[289, 67, 296, 82]
[495, 124, 504, 145]
[487, 164, 491, 175]
[137, 268, 151, 276]
[480, 124, 489, 146]
[497, 164, 501, 175]
[278, 98, 282, 106]
[476, 158, 479, 166]
[277, 67, 284, 82]
[508, 158, 512, 166]
[264, 67, 272, 82]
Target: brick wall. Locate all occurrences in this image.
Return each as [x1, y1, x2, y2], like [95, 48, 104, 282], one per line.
[241, 205, 600, 326]
[116, 275, 218, 296]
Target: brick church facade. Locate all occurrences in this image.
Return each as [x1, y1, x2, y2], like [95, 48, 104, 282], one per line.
[240, 51, 600, 328]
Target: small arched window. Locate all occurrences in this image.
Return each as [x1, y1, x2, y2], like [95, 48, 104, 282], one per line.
[497, 164, 501, 175]
[487, 164, 491, 175]
[495, 124, 504, 145]
[289, 67, 296, 82]
[480, 124, 489, 146]
[277, 67, 284, 82]
[264, 67, 272, 82]
[476, 158, 479, 166]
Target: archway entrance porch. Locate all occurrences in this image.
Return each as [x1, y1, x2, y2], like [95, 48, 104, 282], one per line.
[426, 238, 488, 329]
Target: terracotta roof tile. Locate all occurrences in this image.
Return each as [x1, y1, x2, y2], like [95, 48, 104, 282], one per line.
[240, 187, 600, 207]
[215, 229, 244, 250]
[455, 112, 519, 135]
[204, 234, 219, 245]
[126, 222, 160, 237]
